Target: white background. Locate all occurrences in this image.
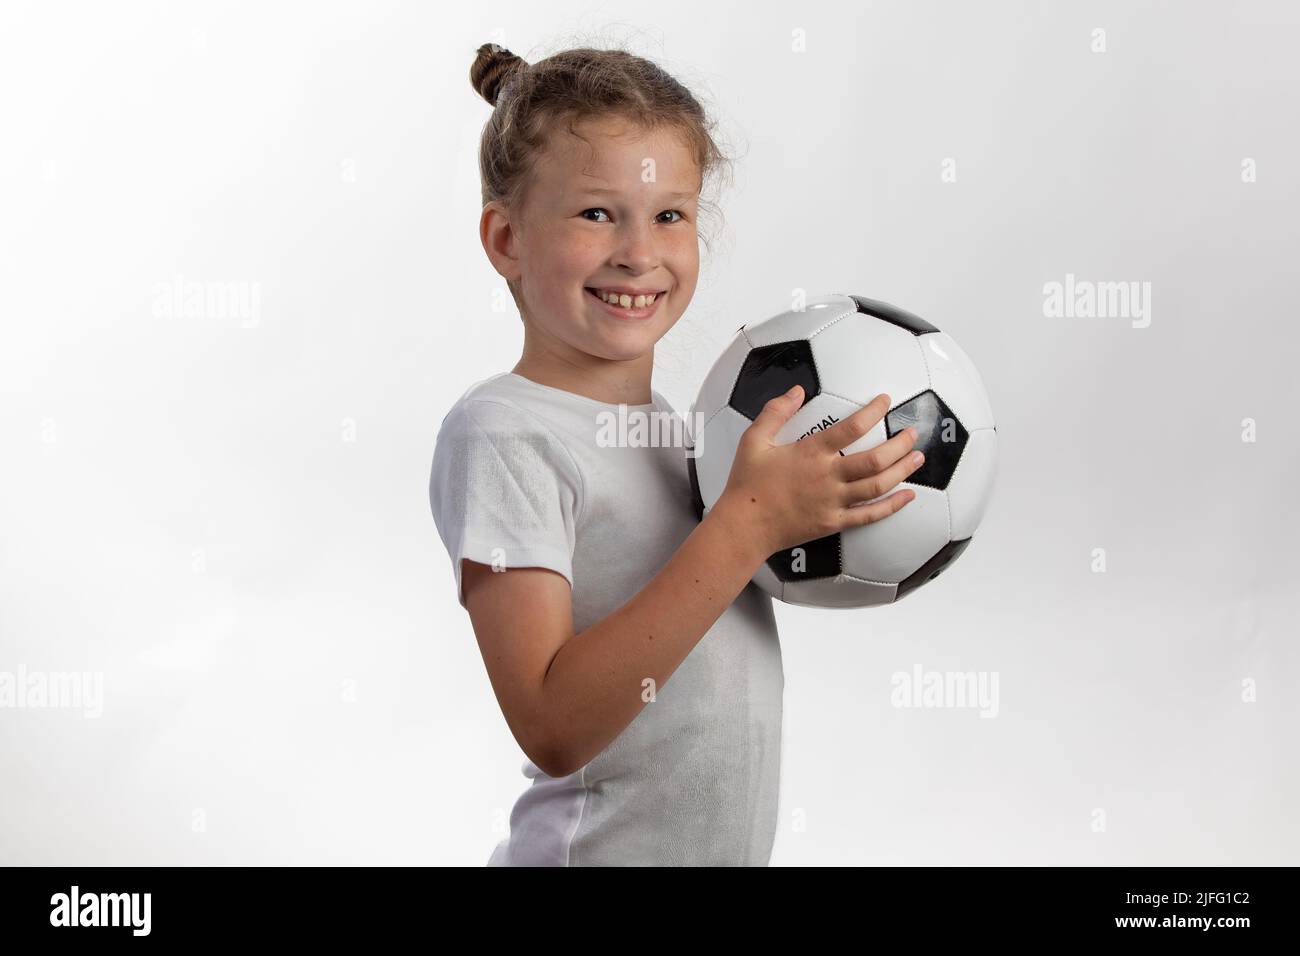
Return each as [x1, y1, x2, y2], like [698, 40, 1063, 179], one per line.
[1, 0, 1296, 865]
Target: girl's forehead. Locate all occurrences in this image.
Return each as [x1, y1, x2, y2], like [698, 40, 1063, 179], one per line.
[539, 128, 698, 189]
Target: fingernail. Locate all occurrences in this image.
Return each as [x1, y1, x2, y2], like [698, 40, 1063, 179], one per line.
[786, 385, 801, 396]
[912, 451, 924, 465]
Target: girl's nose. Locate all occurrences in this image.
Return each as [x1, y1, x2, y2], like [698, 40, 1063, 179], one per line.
[610, 223, 658, 273]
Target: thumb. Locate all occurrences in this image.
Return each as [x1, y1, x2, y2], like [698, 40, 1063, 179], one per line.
[746, 384, 806, 444]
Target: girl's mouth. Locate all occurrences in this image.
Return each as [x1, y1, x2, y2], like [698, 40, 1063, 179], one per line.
[584, 287, 663, 320]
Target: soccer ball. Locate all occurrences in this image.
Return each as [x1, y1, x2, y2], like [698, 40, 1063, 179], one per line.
[686, 293, 997, 608]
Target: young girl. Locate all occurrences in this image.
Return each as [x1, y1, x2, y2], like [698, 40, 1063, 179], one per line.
[430, 42, 923, 866]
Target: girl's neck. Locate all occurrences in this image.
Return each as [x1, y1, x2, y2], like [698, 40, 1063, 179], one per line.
[511, 356, 653, 407]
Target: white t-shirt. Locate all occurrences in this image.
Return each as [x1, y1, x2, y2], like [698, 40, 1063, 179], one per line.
[428, 371, 784, 866]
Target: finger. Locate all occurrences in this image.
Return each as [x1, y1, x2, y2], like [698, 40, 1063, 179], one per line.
[839, 487, 915, 527]
[840, 444, 925, 507]
[815, 393, 891, 455]
[838, 425, 918, 482]
[744, 384, 808, 444]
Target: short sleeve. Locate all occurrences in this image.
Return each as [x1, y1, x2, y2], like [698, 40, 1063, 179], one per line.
[429, 399, 583, 609]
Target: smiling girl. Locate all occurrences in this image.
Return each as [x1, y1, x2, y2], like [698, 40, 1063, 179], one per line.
[429, 42, 923, 866]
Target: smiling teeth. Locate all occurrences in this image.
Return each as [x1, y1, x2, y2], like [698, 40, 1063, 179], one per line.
[594, 290, 657, 308]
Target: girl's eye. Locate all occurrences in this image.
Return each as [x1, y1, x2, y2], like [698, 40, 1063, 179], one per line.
[579, 208, 686, 224]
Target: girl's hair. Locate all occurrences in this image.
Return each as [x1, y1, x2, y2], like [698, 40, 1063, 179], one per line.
[469, 41, 732, 266]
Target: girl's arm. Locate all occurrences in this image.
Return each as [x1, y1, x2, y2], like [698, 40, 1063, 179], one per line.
[461, 495, 767, 778]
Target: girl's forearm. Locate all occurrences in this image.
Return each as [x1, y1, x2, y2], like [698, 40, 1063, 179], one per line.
[538, 494, 768, 776]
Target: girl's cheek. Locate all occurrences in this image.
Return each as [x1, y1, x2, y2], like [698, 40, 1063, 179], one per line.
[561, 232, 603, 259]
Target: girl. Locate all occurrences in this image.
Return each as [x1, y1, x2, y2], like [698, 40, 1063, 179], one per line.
[429, 42, 923, 866]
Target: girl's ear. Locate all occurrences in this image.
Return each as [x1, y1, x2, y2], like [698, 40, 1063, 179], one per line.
[480, 201, 522, 285]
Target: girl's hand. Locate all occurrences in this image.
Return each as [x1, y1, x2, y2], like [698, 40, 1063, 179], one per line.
[716, 386, 923, 556]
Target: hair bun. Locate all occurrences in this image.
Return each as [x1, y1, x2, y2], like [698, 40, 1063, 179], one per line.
[471, 42, 526, 107]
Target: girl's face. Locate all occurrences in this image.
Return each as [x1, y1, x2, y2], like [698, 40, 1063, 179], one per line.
[491, 116, 701, 366]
